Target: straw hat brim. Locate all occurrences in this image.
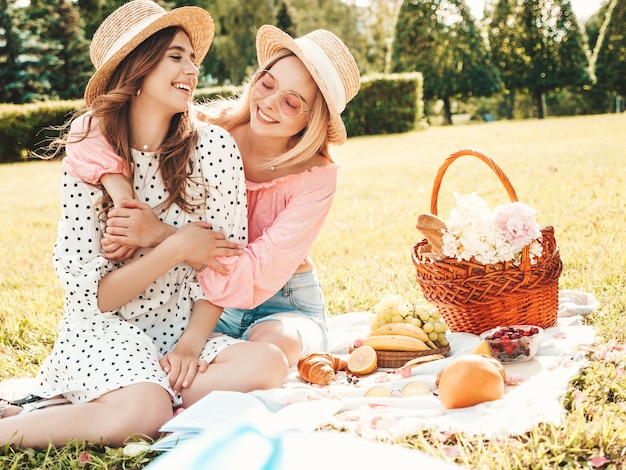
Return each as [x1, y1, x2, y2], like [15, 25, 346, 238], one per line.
[84, 6, 214, 107]
[256, 25, 347, 145]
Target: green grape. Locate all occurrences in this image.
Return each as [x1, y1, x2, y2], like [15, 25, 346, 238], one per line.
[417, 310, 430, 323]
[409, 317, 422, 328]
[422, 322, 434, 334]
[433, 322, 445, 333]
[437, 332, 447, 343]
[428, 331, 439, 341]
[398, 303, 412, 317]
[437, 336, 449, 346]
[391, 314, 403, 324]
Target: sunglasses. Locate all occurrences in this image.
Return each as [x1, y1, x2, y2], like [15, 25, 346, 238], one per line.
[364, 381, 431, 398]
[253, 70, 312, 117]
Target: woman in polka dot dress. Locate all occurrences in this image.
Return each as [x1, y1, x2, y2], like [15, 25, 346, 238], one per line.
[0, 1, 287, 448]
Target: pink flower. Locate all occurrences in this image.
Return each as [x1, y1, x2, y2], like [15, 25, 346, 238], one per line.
[495, 202, 541, 252]
[589, 455, 612, 467]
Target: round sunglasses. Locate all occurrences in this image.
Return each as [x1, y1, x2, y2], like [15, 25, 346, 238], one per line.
[253, 70, 312, 117]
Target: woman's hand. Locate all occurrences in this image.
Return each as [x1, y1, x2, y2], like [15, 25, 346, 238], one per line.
[100, 239, 138, 261]
[104, 199, 174, 251]
[159, 346, 209, 395]
[172, 222, 243, 275]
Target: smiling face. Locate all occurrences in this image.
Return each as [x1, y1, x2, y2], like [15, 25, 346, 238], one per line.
[249, 55, 317, 140]
[135, 30, 199, 117]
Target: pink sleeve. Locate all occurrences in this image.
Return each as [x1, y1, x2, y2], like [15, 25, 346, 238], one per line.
[197, 167, 337, 309]
[61, 114, 129, 184]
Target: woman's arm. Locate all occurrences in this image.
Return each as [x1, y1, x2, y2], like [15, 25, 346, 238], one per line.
[197, 167, 337, 309]
[98, 221, 239, 311]
[102, 167, 337, 310]
[62, 113, 130, 185]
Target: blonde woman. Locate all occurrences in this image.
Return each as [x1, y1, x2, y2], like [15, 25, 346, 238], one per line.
[60, 24, 361, 368]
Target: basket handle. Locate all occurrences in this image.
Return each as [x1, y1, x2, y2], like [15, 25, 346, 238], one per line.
[428, 149, 533, 279]
[430, 149, 519, 215]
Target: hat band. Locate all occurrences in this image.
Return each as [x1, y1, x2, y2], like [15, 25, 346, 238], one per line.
[295, 37, 346, 113]
[101, 13, 165, 66]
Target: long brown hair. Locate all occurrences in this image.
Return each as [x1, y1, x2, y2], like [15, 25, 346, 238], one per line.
[51, 26, 201, 214]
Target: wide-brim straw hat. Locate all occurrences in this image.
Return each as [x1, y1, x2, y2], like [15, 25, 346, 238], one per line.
[256, 25, 360, 146]
[84, 0, 214, 107]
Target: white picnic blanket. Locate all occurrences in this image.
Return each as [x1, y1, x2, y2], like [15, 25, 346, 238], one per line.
[0, 290, 598, 443]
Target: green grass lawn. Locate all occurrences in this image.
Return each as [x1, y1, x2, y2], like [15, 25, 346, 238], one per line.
[1, 113, 625, 468]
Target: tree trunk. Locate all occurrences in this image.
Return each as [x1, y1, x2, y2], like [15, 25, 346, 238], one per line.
[504, 91, 515, 119]
[442, 96, 453, 125]
[534, 90, 545, 119]
[589, 0, 618, 81]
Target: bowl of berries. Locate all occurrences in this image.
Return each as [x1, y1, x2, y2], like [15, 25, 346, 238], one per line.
[479, 325, 543, 363]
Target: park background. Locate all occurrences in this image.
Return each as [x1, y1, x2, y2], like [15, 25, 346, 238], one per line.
[1, 0, 625, 468]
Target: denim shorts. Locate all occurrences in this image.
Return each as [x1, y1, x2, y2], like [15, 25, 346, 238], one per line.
[214, 270, 328, 355]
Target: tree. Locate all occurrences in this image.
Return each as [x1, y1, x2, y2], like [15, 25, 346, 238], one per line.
[34, 0, 91, 100]
[202, 0, 274, 84]
[0, 0, 24, 103]
[287, 0, 367, 76]
[488, 0, 591, 119]
[594, 0, 625, 100]
[275, 1, 296, 38]
[392, 0, 500, 124]
[0, 0, 56, 103]
[361, 0, 403, 74]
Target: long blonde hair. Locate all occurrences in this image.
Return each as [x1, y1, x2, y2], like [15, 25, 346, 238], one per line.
[51, 26, 202, 214]
[197, 50, 332, 169]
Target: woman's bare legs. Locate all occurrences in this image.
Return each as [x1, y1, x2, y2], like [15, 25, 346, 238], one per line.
[0, 383, 172, 448]
[247, 321, 302, 367]
[180, 341, 288, 406]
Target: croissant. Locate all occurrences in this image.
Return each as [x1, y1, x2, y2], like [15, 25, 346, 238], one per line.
[297, 353, 347, 385]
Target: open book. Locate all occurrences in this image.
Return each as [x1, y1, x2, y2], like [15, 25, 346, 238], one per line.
[150, 390, 344, 451]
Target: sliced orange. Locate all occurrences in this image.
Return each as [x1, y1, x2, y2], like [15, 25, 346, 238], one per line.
[347, 345, 378, 375]
[472, 340, 491, 355]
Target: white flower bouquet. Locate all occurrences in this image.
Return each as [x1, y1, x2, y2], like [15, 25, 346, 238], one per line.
[441, 192, 544, 266]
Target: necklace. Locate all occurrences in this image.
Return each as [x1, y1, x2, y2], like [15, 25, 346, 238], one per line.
[142, 144, 149, 151]
[270, 166, 275, 171]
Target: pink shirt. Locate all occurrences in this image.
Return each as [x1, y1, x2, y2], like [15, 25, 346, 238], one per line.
[63, 114, 337, 309]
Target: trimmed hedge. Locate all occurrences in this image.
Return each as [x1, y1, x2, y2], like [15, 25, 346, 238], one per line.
[0, 101, 82, 163]
[344, 72, 424, 137]
[0, 73, 423, 163]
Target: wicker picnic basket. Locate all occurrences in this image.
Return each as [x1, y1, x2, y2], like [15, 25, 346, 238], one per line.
[411, 149, 562, 336]
[375, 344, 451, 369]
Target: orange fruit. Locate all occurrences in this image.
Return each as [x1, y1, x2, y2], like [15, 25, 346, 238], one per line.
[472, 340, 491, 355]
[347, 345, 378, 375]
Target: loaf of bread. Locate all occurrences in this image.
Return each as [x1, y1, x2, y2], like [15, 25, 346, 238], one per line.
[297, 353, 347, 385]
[436, 354, 505, 409]
[416, 213, 447, 260]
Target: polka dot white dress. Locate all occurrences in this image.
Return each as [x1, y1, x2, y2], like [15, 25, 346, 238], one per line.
[36, 122, 248, 407]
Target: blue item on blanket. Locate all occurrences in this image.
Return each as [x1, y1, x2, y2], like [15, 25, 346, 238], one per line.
[146, 422, 462, 470]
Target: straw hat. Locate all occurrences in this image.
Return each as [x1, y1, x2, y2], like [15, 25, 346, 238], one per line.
[84, 0, 214, 107]
[256, 25, 360, 145]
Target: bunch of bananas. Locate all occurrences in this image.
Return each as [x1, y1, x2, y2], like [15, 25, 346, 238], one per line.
[359, 322, 442, 352]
